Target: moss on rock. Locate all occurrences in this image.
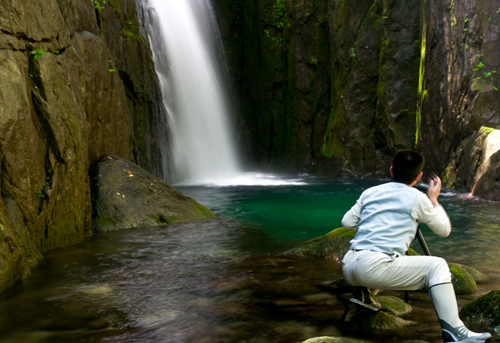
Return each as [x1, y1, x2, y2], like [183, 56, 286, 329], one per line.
[457, 264, 487, 283]
[376, 295, 412, 317]
[460, 290, 500, 340]
[285, 227, 355, 261]
[91, 156, 217, 232]
[350, 310, 416, 333]
[449, 263, 477, 294]
[318, 277, 355, 293]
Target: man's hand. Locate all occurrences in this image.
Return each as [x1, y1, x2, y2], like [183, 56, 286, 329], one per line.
[428, 173, 441, 207]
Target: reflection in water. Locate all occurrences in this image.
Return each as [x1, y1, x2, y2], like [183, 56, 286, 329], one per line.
[0, 178, 499, 343]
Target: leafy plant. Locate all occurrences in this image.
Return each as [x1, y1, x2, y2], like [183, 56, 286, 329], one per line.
[350, 47, 356, 58]
[464, 18, 469, 22]
[108, 69, 116, 73]
[93, 0, 105, 11]
[37, 183, 50, 198]
[464, 28, 468, 32]
[31, 48, 46, 60]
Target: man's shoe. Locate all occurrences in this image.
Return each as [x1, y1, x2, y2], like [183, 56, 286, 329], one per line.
[349, 287, 381, 312]
[441, 320, 493, 343]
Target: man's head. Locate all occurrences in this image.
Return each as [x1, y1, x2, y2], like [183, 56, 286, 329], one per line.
[390, 150, 425, 185]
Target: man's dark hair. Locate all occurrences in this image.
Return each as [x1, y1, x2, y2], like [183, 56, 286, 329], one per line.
[392, 150, 425, 184]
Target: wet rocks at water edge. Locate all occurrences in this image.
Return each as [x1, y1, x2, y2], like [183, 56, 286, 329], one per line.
[460, 290, 500, 340]
[90, 156, 216, 232]
[285, 228, 356, 261]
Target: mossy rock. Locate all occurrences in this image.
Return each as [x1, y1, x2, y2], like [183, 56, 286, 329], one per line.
[318, 277, 356, 293]
[350, 311, 416, 333]
[376, 295, 412, 316]
[449, 263, 477, 294]
[285, 228, 356, 261]
[460, 290, 500, 340]
[456, 264, 487, 283]
[302, 337, 372, 343]
[91, 156, 217, 232]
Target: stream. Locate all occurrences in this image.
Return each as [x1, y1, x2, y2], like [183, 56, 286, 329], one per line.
[0, 176, 499, 343]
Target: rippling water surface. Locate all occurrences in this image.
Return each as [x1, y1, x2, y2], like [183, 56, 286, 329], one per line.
[0, 177, 499, 343]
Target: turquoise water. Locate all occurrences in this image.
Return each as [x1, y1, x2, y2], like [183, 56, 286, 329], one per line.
[180, 178, 500, 272]
[0, 176, 499, 343]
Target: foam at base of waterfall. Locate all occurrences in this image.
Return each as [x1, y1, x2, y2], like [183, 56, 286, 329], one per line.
[174, 172, 307, 187]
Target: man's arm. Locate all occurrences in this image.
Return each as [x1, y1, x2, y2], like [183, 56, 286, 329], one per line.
[342, 199, 361, 229]
[412, 175, 451, 237]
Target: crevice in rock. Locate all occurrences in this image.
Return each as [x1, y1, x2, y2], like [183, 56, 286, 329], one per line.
[30, 92, 65, 165]
[0, 29, 55, 44]
[119, 70, 139, 100]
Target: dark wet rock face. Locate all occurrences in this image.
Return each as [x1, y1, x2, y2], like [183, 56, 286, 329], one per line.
[91, 156, 216, 232]
[460, 290, 500, 340]
[418, 0, 500, 178]
[215, 0, 500, 199]
[216, 0, 421, 176]
[0, 0, 165, 292]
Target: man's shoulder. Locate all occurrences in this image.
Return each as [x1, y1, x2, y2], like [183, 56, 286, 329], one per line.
[362, 182, 423, 197]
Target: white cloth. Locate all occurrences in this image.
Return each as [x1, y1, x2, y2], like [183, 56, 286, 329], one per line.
[342, 250, 451, 289]
[342, 182, 451, 256]
[341, 182, 453, 289]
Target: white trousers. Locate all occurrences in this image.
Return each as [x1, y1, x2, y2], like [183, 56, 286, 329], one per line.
[342, 250, 451, 290]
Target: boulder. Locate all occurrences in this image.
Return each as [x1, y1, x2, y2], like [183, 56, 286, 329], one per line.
[376, 296, 412, 317]
[285, 228, 355, 262]
[318, 278, 356, 293]
[456, 264, 487, 283]
[460, 290, 500, 340]
[449, 263, 477, 294]
[286, 227, 419, 262]
[302, 337, 371, 343]
[350, 310, 416, 333]
[90, 156, 217, 232]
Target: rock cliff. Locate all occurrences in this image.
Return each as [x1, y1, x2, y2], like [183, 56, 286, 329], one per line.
[0, 0, 166, 292]
[215, 0, 500, 194]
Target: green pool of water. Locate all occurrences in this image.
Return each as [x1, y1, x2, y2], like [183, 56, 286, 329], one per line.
[0, 176, 499, 343]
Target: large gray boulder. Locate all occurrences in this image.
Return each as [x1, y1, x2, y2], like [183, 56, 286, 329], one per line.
[91, 156, 217, 232]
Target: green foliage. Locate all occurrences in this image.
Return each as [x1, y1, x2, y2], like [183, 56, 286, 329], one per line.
[473, 61, 485, 71]
[37, 183, 50, 198]
[464, 17, 469, 22]
[93, 0, 105, 10]
[350, 47, 356, 58]
[463, 28, 468, 32]
[108, 69, 116, 73]
[31, 48, 46, 61]
[262, 0, 287, 30]
[475, 53, 484, 58]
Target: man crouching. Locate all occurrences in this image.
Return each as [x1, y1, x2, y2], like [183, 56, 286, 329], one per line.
[342, 150, 492, 343]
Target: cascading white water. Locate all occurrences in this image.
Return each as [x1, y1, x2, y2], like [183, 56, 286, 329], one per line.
[143, 0, 307, 187]
[143, 0, 241, 185]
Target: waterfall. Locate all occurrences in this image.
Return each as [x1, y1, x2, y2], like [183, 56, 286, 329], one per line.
[142, 0, 241, 185]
